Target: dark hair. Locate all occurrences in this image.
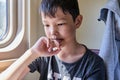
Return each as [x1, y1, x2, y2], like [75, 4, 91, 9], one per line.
[39, 0, 80, 21]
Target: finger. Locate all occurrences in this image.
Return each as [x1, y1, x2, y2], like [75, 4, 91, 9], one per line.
[49, 48, 61, 55]
[46, 38, 50, 48]
[53, 40, 60, 48]
[52, 47, 58, 51]
[41, 37, 50, 48]
[48, 40, 54, 52]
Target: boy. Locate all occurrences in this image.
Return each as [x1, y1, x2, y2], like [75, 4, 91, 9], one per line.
[0, 0, 106, 80]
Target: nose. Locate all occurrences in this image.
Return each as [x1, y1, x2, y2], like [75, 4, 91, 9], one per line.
[50, 26, 58, 35]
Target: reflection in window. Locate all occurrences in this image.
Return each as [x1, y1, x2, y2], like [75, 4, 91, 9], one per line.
[0, 0, 7, 41]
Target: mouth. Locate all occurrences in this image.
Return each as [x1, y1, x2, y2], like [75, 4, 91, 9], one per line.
[55, 39, 63, 43]
[51, 38, 63, 44]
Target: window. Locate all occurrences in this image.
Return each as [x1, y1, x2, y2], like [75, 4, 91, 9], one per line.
[0, 0, 41, 72]
[0, 0, 28, 59]
[0, 0, 17, 48]
[0, 0, 7, 41]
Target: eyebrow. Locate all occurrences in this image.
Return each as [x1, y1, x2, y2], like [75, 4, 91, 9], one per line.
[42, 17, 67, 23]
[57, 17, 67, 20]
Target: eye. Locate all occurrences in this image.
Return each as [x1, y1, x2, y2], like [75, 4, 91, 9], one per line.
[44, 24, 50, 27]
[57, 23, 66, 26]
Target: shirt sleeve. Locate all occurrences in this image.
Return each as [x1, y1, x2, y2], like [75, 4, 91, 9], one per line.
[28, 57, 49, 73]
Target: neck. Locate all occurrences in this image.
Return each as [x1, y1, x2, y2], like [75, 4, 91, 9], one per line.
[57, 43, 86, 63]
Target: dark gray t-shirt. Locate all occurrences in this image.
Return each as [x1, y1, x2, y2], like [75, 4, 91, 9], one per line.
[28, 48, 106, 80]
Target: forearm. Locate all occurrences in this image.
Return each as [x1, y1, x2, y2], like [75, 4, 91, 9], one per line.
[17, 67, 30, 80]
[0, 49, 38, 80]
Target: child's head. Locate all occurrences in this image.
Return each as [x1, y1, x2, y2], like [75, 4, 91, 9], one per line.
[39, 0, 80, 21]
[39, 0, 82, 47]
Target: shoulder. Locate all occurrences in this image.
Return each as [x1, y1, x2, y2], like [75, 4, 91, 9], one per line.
[87, 49, 103, 62]
[80, 45, 107, 80]
[88, 49, 103, 62]
[84, 48, 106, 71]
[82, 45, 105, 66]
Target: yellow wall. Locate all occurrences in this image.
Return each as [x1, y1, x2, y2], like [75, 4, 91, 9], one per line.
[77, 0, 107, 49]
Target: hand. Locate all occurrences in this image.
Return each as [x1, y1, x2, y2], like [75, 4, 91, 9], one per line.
[31, 36, 61, 57]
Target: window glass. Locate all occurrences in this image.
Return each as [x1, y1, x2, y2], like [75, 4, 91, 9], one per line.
[0, 0, 7, 41]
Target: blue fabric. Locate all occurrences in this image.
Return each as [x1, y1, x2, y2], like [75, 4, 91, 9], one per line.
[98, 0, 120, 80]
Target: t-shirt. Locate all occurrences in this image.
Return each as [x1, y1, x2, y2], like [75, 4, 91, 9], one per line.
[28, 48, 106, 80]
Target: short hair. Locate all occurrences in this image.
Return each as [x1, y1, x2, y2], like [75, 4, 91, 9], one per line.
[39, 0, 80, 21]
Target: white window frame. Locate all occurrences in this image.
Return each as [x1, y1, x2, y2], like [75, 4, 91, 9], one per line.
[0, 0, 42, 73]
[0, 0, 28, 72]
[0, 0, 17, 48]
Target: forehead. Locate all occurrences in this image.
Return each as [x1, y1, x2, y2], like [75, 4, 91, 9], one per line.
[41, 8, 72, 21]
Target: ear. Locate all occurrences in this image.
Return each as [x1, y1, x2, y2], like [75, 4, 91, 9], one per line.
[75, 15, 83, 28]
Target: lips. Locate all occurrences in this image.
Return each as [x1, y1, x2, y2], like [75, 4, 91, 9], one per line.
[55, 39, 63, 43]
[52, 38, 63, 44]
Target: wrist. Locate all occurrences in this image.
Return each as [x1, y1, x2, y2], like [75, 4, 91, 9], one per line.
[29, 48, 40, 58]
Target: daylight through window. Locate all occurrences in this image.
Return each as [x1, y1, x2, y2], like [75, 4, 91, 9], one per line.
[0, 0, 7, 41]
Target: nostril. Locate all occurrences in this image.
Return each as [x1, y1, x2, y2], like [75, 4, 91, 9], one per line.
[51, 30, 59, 36]
[50, 26, 58, 35]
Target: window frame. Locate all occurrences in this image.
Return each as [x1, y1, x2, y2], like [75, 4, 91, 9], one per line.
[0, 0, 17, 48]
[0, 0, 28, 60]
[0, 0, 42, 73]
[0, 0, 8, 41]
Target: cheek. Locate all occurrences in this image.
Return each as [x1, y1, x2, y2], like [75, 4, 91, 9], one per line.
[64, 25, 75, 33]
[44, 28, 50, 37]
[60, 29, 73, 38]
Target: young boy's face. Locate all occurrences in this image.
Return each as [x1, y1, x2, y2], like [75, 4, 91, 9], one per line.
[41, 7, 82, 47]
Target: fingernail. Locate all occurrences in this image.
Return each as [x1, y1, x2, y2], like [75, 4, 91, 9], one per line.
[52, 47, 58, 51]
